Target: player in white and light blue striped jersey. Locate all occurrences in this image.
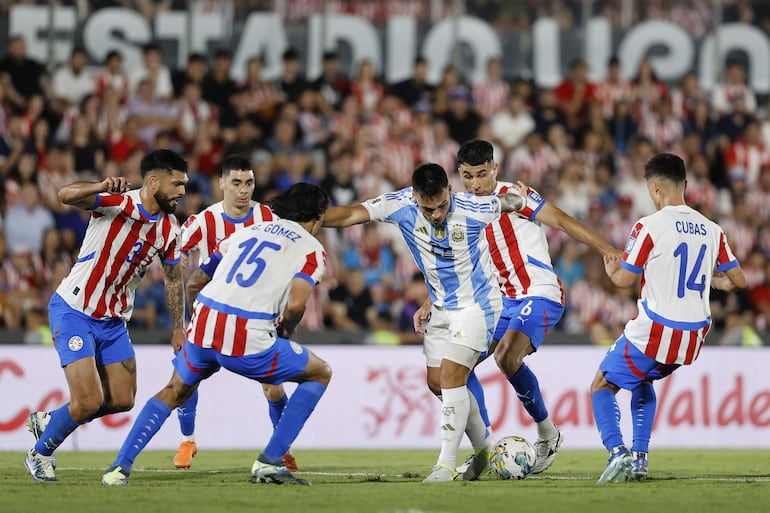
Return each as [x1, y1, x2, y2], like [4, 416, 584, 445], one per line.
[323, 163, 526, 482]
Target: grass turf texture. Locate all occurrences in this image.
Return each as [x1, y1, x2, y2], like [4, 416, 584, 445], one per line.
[2, 449, 769, 513]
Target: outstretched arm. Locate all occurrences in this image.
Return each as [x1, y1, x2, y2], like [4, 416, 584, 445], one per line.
[161, 261, 186, 352]
[321, 204, 372, 228]
[58, 177, 131, 210]
[511, 181, 620, 257]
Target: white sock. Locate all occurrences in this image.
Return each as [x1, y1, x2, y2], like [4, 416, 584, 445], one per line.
[536, 417, 558, 440]
[182, 434, 195, 442]
[437, 386, 470, 468]
[465, 391, 495, 452]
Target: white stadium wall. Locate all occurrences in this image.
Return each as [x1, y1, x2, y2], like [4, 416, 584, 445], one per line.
[1, 345, 769, 451]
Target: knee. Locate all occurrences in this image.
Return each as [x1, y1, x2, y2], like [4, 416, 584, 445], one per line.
[263, 384, 286, 402]
[106, 396, 135, 413]
[493, 344, 523, 376]
[69, 397, 104, 422]
[311, 360, 332, 387]
[426, 377, 441, 397]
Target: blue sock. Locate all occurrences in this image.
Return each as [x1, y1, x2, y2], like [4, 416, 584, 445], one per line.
[112, 398, 172, 474]
[508, 364, 548, 423]
[34, 404, 80, 456]
[261, 382, 326, 464]
[86, 403, 111, 422]
[177, 389, 198, 436]
[592, 389, 624, 451]
[268, 394, 288, 429]
[631, 383, 656, 454]
[466, 370, 491, 428]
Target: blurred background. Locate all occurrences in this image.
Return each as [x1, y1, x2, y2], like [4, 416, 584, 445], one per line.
[1, 0, 769, 349]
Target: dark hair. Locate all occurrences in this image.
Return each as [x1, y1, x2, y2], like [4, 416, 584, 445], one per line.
[644, 153, 686, 183]
[322, 50, 338, 61]
[140, 149, 188, 178]
[71, 46, 87, 58]
[457, 139, 494, 166]
[412, 163, 449, 198]
[188, 52, 205, 64]
[283, 47, 300, 61]
[214, 49, 231, 60]
[220, 155, 252, 177]
[268, 182, 329, 222]
[143, 42, 161, 54]
[105, 50, 122, 62]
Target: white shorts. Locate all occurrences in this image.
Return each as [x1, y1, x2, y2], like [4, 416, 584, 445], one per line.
[423, 302, 502, 368]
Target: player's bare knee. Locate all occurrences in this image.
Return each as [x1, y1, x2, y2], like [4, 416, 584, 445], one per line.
[262, 384, 285, 401]
[426, 377, 441, 396]
[69, 396, 104, 422]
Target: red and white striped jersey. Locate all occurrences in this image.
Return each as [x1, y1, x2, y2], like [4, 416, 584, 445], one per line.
[621, 205, 739, 365]
[472, 79, 510, 119]
[186, 219, 326, 356]
[180, 200, 274, 261]
[482, 182, 563, 304]
[56, 189, 181, 320]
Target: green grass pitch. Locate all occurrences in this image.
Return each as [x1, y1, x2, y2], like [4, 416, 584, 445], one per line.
[2, 449, 769, 513]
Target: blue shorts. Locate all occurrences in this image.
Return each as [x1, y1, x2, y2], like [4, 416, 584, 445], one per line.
[49, 293, 134, 367]
[174, 338, 310, 387]
[599, 334, 680, 390]
[493, 297, 564, 349]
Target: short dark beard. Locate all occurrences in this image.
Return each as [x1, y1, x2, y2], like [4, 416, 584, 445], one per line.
[155, 190, 177, 214]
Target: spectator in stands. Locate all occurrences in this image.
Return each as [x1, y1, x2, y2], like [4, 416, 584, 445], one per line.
[37, 144, 87, 249]
[442, 86, 481, 145]
[506, 130, 561, 189]
[276, 47, 307, 105]
[433, 64, 463, 116]
[94, 50, 129, 104]
[724, 119, 768, 187]
[670, 72, 707, 122]
[631, 57, 667, 121]
[51, 46, 93, 114]
[554, 59, 595, 133]
[489, 93, 534, 153]
[351, 59, 384, 115]
[389, 57, 433, 108]
[712, 60, 757, 116]
[172, 52, 206, 97]
[242, 56, 279, 124]
[4, 182, 54, 255]
[312, 50, 350, 113]
[128, 43, 173, 102]
[0, 35, 47, 109]
[177, 82, 216, 146]
[639, 96, 683, 152]
[126, 78, 177, 147]
[0, 115, 28, 176]
[326, 267, 375, 331]
[202, 49, 237, 113]
[594, 56, 633, 121]
[472, 56, 509, 119]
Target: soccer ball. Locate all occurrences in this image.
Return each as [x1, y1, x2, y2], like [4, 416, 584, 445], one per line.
[489, 435, 537, 480]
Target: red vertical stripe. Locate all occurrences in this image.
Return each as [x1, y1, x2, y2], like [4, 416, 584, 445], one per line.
[485, 225, 513, 296]
[645, 322, 664, 360]
[259, 204, 273, 221]
[211, 311, 226, 351]
[204, 210, 217, 259]
[499, 214, 530, 294]
[634, 234, 654, 268]
[231, 317, 248, 356]
[665, 329, 683, 365]
[83, 216, 128, 312]
[683, 330, 699, 365]
[109, 225, 158, 315]
[300, 252, 319, 276]
[92, 219, 144, 317]
[192, 304, 210, 346]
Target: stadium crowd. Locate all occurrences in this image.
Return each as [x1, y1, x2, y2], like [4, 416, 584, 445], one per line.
[1, 1, 769, 346]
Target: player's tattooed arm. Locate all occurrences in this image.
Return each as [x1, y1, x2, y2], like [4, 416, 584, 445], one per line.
[186, 267, 212, 307]
[498, 192, 526, 213]
[162, 261, 186, 352]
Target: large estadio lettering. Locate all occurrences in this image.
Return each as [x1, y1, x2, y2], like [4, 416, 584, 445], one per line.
[9, 5, 770, 92]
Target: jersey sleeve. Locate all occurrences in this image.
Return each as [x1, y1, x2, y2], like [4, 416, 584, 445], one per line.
[295, 248, 326, 287]
[161, 220, 181, 265]
[199, 235, 230, 277]
[454, 192, 501, 224]
[361, 188, 413, 223]
[516, 186, 547, 220]
[716, 231, 740, 272]
[180, 214, 203, 254]
[621, 221, 654, 274]
[90, 192, 132, 215]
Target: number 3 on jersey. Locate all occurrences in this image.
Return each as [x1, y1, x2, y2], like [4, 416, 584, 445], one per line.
[226, 238, 281, 287]
[673, 242, 706, 299]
